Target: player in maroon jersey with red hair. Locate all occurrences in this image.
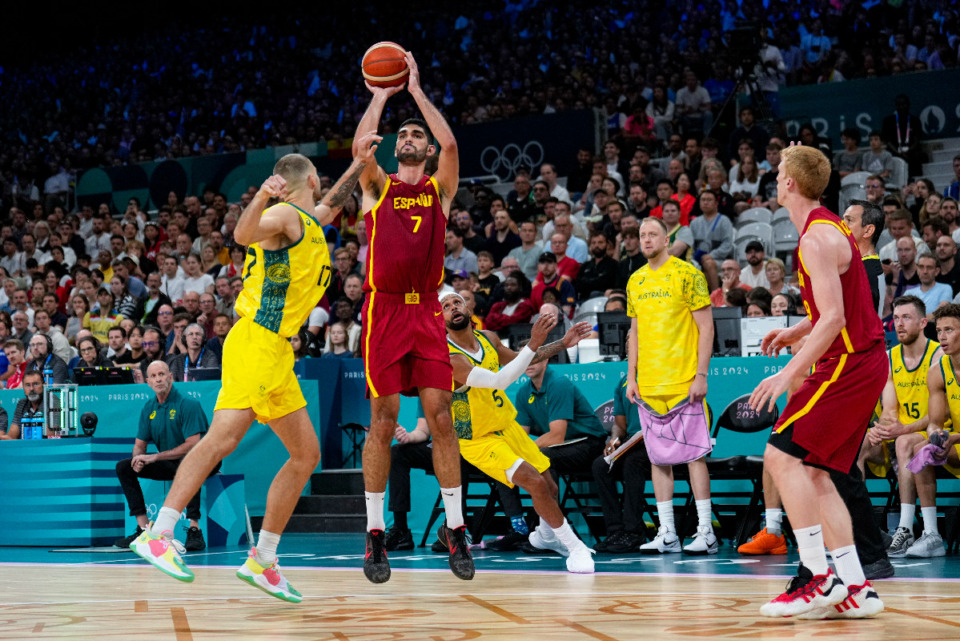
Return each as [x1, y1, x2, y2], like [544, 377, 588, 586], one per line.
[750, 144, 886, 620]
[351, 50, 473, 584]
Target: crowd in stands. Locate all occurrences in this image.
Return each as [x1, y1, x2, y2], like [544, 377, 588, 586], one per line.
[0, 118, 955, 391]
[3, 1, 960, 203]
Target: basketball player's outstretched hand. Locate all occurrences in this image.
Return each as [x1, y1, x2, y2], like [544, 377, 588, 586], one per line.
[404, 51, 421, 95]
[260, 175, 287, 200]
[562, 321, 594, 347]
[354, 131, 383, 164]
[529, 313, 558, 349]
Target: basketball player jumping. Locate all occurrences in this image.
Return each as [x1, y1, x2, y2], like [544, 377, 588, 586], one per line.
[352, 50, 473, 583]
[131, 133, 382, 602]
[750, 144, 886, 619]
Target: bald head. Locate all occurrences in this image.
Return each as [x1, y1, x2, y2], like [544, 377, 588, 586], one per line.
[146, 359, 172, 393]
[540, 303, 561, 317]
[147, 360, 170, 377]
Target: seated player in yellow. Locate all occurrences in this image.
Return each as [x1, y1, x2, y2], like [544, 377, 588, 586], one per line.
[858, 295, 944, 558]
[898, 303, 960, 557]
[440, 291, 595, 573]
[130, 132, 382, 603]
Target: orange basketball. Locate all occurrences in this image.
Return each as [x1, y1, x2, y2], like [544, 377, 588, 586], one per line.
[362, 41, 409, 88]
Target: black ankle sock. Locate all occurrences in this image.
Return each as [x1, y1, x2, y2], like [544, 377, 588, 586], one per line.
[393, 513, 408, 530]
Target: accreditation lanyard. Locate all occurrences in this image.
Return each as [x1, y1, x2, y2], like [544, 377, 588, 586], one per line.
[184, 347, 205, 382]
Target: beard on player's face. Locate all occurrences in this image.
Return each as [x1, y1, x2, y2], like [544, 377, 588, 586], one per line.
[446, 313, 470, 331]
[396, 146, 427, 164]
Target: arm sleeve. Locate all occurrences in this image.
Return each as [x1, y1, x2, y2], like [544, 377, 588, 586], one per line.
[465, 347, 535, 390]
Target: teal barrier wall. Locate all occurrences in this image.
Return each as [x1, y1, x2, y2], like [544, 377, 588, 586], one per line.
[780, 68, 960, 143]
[0, 381, 321, 517]
[395, 357, 794, 535]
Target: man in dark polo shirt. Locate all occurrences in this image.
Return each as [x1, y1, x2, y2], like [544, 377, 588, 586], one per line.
[592, 372, 650, 553]
[114, 360, 219, 551]
[515, 359, 607, 477]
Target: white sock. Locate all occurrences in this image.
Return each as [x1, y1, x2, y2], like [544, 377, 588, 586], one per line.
[831, 544, 866, 586]
[656, 501, 676, 534]
[695, 499, 713, 530]
[256, 530, 281, 565]
[765, 508, 783, 536]
[795, 525, 829, 575]
[898, 503, 916, 530]
[440, 486, 464, 529]
[921, 506, 939, 535]
[365, 491, 385, 531]
[553, 519, 582, 551]
[539, 517, 555, 533]
[151, 507, 181, 536]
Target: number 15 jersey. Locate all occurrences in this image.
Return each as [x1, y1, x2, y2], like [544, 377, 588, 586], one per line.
[889, 339, 938, 425]
[448, 330, 515, 440]
[234, 204, 331, 338]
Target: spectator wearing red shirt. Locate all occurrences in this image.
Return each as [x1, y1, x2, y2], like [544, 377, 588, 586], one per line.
[649, 179, 691, 227]
[531, 252, 578, 318]
[709, 259, 753, 307]
[548, 234, 581, 282]
[485, 274, 536, 333]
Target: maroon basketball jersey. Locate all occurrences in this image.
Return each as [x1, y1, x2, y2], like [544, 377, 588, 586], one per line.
[795, 207, 883, 360]
[363, 174, 446, 295]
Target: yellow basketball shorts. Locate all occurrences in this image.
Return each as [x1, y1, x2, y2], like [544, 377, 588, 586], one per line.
[214, 316, 306, 424]
[458, 422, 551, 488]
[637, 390, 694, 415]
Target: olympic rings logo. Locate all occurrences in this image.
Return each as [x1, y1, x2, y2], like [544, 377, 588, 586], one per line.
[479, 141, 545, 180]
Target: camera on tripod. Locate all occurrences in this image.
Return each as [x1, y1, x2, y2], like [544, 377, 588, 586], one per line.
[728, 21, 763, 76]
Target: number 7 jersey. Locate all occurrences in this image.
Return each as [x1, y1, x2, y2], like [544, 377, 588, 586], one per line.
[234, 204, 331, 338]
[448, 330, 516, 440]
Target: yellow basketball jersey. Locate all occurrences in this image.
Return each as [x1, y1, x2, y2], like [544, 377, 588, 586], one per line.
[234, 204, 331, 337]
[625, 256, 710, 395]
[940, 354, 960, 429]
[890, 340, 939, 425]
[448, 330, 517, 440]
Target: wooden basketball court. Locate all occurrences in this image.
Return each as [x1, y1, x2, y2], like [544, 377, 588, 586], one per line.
[4, 554, 960, 640]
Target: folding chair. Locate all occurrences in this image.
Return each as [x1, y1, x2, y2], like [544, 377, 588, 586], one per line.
[696, 398, 780, 546]
[736, 207, 773, 228]
[419, 466, 501, 547]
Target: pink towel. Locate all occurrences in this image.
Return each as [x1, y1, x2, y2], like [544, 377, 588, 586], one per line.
[906, 443, 948, 474]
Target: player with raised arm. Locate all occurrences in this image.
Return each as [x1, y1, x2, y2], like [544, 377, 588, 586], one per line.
[130, 133, 382, 603]
[750, 144, 887, 619]
[352, 51, 471, 583]
[441, 292, 596, 573]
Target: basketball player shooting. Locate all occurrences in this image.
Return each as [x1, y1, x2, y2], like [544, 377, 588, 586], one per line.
[351, 50, 473, 583]
[749, 144, 886, 620]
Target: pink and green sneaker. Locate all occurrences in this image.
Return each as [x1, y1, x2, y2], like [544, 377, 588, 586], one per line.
[130, 528, 194, 582]
[236, 548, 303, 603]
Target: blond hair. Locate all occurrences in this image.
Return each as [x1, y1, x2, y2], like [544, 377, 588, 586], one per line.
[780, 145, 831, 200]
[273, 153, 314, 191]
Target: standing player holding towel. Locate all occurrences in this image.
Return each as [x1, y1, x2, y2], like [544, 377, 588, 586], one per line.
[751, 144, 886, 619]
[624, 216, 718, 555]
[352, 50, 474, 583]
